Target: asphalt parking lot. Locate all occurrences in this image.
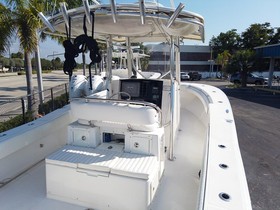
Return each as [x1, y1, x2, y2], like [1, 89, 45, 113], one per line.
[224, 88, 280, 210]
[196, 79, 280, 210]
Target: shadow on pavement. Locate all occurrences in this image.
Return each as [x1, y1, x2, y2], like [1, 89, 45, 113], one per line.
[222, 87, 280, 109]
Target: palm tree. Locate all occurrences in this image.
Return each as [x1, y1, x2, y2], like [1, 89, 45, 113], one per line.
[216, 50, 231, 79]
[233, 50, 255, 87]
[0, 0, 43, 113]
[0, 3, 14, 54]
[1, 0, 101, 114]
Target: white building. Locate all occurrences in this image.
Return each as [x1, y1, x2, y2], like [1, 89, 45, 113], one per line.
[147, 44, 216, 77]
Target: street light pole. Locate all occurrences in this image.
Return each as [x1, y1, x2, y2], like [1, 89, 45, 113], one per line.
[52, 51, 57, 70]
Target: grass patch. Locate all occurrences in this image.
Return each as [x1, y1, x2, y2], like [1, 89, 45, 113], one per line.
[17, 70, 53, 75]
[226, 83, 241, 88]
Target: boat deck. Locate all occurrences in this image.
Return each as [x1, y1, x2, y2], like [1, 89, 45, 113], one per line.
[0, 109, 204, 210]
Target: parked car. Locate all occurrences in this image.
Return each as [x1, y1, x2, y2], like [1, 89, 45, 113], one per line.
[230, 72, 268, 85]
[188, 71, 202, 81]
[180, 72, 190, 80]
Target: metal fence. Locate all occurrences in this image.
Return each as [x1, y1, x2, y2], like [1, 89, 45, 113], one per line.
[0, 83, 69, 123]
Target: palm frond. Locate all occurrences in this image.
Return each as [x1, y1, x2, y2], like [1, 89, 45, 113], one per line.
[0, 3, 16, 54]
[16, 7, 40, 53]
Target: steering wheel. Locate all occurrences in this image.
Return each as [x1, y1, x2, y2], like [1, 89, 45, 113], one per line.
[109, 92, 131, 100]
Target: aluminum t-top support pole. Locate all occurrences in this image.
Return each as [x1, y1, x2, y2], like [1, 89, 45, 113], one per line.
[169, 36, 175, 161]
[170, 36, 175, 79]
[126, 37, 133, 78]
[175, 37, 181, 127]
[175, 37, 181, 83]
[106, 35, 113, 97]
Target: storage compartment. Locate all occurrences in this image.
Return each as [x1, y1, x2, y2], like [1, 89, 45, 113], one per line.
[46, 145, 160, 210]
[125, 130, 164, 157]
[68, 121, 100, 148]
[102, 132, 125, 144]
[125, 134, 152, 155]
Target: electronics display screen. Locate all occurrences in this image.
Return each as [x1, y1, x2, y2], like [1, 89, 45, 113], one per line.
[120, 79, 163, 108]
[121, 81, 141, 98]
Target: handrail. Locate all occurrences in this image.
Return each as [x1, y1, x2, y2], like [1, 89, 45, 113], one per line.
[71, 97, 162, 126]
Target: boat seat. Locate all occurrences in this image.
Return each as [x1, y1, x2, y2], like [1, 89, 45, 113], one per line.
[70, 99, 160, 131]
[46, 145, 159, 180]
[46, 145, 160, 210]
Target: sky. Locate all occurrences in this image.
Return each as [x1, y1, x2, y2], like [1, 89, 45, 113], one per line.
[4, 0, 280, 60]
[183, 0, 280, 44]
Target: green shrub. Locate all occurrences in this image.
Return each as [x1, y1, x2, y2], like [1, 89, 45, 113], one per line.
[17, 70, 53, 75]
[0, 112, 33, 133]
[42, 70, 52, 73]
[17, 71, 25, 75]
[0, 93, 68, 133]
[38, 93, 69, 115]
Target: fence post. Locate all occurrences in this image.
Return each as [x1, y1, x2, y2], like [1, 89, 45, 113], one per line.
[65, 83, 68, 103]
[21, 98, 25, 123]
[51, 88, 55, 111]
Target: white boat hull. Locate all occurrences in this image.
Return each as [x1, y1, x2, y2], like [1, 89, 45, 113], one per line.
[0, 83, 251, 210]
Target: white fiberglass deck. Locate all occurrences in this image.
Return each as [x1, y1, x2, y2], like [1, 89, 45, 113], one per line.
[0, 108, 203, 210]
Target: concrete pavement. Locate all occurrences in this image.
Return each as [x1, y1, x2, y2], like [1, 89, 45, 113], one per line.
[0, 70, 69, 99]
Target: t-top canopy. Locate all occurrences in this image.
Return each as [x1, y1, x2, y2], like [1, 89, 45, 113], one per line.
[41, 1, 204, 43]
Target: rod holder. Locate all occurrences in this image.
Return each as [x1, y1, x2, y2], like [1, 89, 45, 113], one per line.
[139, 0, 146, 25]
[38, 12, 56, 32]
[110, 0, 117, 23]
[60, 2, 69, 29]
[92, 0, 100, 5]
[83, 0, 92, 24]
[166, 3, 185, 28]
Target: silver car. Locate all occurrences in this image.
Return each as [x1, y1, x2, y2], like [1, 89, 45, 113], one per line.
[180, 72, 190, 81]
[230, 73, 267, 85]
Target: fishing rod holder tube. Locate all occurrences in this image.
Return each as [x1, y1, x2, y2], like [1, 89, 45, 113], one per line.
[60, 2, 69, 29]
[139, 0, 146, 25]
[166, 3, 185, 28]
[38, 12, 55, 32]
[110, 0, 117, 23]
[83, 0, 92, 24]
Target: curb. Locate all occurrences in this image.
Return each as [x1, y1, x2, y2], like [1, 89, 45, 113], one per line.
[253, 87, 280, 95]
[0, 73, 18, 77]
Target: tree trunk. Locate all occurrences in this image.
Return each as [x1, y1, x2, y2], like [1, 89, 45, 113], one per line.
[24, 51, 35, 114]
[35, 43, 44, 105]
[241, 69, 248, 87]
